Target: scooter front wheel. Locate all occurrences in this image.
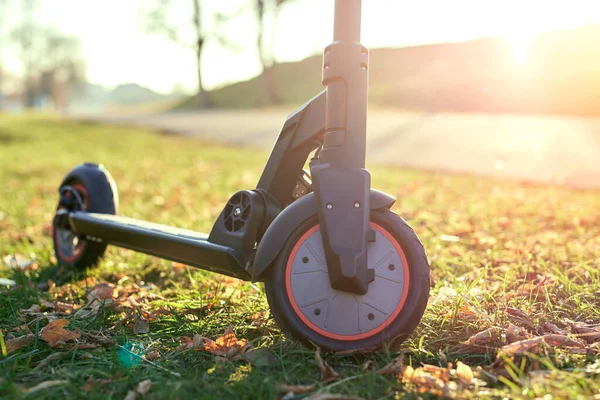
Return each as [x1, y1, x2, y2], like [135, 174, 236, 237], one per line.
[264, 209, 430, 352]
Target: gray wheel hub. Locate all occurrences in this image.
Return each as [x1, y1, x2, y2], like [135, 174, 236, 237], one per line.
[287, 224, 408, 338]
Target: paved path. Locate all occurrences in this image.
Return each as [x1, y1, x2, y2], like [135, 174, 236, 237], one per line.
[77, 109, 600, 189]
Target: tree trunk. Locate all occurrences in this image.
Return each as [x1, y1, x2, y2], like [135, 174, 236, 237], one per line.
[193, 0, 210, 108]
[256, 0, 276, 106]
[195, 38, 210, 108]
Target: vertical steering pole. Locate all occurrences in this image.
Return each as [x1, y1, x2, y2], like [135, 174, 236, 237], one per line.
[320, 0, 368, 168]
[310, 0, 373, 295]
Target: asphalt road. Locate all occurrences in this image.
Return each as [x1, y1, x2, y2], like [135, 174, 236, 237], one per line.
[77, 109, 600, 189]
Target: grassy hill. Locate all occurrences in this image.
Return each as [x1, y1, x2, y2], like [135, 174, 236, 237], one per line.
[185, 25, 600, 115]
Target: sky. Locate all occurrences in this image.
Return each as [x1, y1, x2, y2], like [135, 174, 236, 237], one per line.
[1, 0, 599, 94]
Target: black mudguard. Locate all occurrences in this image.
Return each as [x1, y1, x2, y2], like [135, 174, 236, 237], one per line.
[251, 189, 395, 282]
[60, 163, 119, 215]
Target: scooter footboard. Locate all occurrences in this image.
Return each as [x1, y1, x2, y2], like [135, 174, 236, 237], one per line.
[68, 212, 252, 280]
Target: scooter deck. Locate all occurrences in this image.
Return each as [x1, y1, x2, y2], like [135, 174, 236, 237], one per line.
[69, 212, 251, 280]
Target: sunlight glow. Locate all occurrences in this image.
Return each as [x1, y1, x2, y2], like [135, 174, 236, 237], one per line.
[509, 33, 532, 65]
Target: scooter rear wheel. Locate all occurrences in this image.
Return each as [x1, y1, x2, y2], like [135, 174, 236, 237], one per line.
[53, 164, 118, 269]
[264, 209, 430, 352]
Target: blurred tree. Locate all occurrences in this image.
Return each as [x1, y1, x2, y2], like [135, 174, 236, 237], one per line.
[146, 0, 243, 109]
[255, 0, 293, 106]
[0, 0, 7, 110]
[11, 25, 86, 111]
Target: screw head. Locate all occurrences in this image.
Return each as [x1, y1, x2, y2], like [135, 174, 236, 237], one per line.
[326, 203, 333, 210]
[354, 202, 360, 208]
[388, 264, 395, 271]
[302, 256, 309, 264]
[368, 313, 375, 321]
[314, 308, 321, 316]
[233, 207, 241, 216]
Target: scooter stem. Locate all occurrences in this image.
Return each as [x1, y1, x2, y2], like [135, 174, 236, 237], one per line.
[310, 0, 373, 295]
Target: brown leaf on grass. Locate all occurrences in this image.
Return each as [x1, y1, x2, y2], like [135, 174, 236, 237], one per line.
[201, 325, 248, 359]
[402, 365, 452, 397]
[82, 376, 95, 393]
[542, 334, 585, 348]
[87, 283, 118, 301]
[277, 384, 316, 394]
[466, 327, 501, 346]
[541, 322, 567, 335]
[5, 333, 34, 353]
[133, 315, 149, 334]
[506, 323, 529, 343]
[20, 304, 41, 315]
[456, 361, 473, 383]
[40, 319, 80, 347]
[572, 326, 600, 343]
[421, 364, 451, 382]
[178, 334, 204, 351]
[136, 379, 152, 395]
[145, 350, 161, 361]
[12, 324, 32, 334]
[505, 308, 534, 330]
[498, 336, 543, 357]
[376, 354, 406, 376]
[315, 348, 340, 383]
[362, 360, 373, 372]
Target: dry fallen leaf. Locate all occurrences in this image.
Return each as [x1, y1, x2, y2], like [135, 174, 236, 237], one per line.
[456, 361, 473, 383]
[145, 350, 161, 361]
[315, 348, 340, 383]
[505, 308, 534, 331]
[40, 319, 80, 347]
[506, 323, 529, 344]
[421, 364, 451, 382]
[572, 326, 600, 343]
[362, 360, 373, 372]
[136, 379, 152, 396]
[376, 353, 406, 375]
[542, 334, 585, 348]
[133, 315, 150, 335]
[88, 283, 118, 301]
[277, 383, 316, 394]
[5, 333, 34, 353]
[200, 325, 248, 359]
[498, 336, 544, 357]
[466, 327, 501, 346]
[20, 304, 42, 316]
[178, 334, 204, 351]
[82, 376, 95, 393]
[402, 365, 451, 397]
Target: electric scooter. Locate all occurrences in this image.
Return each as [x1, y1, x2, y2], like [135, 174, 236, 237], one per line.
[52, 0, 430, 352]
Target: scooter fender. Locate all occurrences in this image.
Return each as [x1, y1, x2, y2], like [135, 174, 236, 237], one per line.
[251, 189, 396, 282]
[60, 163, 119, 214]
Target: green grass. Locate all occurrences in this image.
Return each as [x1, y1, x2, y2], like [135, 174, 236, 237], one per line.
[0, 114, 599, 399]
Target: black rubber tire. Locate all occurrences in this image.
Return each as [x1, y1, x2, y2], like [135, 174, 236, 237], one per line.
[264, 209, 430, 352]
[53, 164, 118, 270]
